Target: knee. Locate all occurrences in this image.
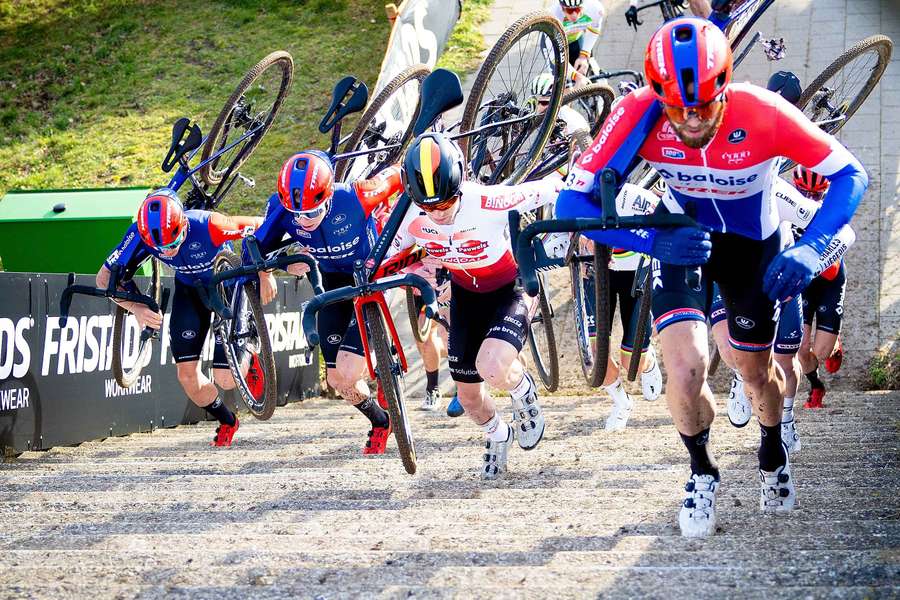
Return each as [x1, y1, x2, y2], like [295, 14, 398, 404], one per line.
[326, 369, 345, 391]
[665, 361, 707, 398]
[176, 366, 201, 395]
[737, 356, 774, 390]
[475, 351, 512, 386]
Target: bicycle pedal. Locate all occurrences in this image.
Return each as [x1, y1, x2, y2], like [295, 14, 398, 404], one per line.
[237, 173, 255, 189]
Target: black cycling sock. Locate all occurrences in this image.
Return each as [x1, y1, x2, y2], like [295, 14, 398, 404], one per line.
[805, 368, 824, 389]
[426, 370, 439, 392]
[758, 422, 787, 471]
[204, 397, 236, 426]
[679, 428, 719, 480]
[355, 397, 389, 429]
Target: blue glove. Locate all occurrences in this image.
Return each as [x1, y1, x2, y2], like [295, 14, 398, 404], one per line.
[763, 243, 820, 302]
[650, 227, 712, 266]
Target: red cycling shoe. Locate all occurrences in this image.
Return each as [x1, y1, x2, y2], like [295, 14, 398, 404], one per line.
[824, 339, 843, 374]
[211, 417, 240, 447]
[363, 422, 392, 455]
[804, 387, 826, 409]
[246, 352, 266, 400]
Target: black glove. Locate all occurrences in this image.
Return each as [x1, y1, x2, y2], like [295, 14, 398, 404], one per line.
[625, 6, 642, 30]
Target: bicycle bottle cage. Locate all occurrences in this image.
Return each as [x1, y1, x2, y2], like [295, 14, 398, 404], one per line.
[319, 76, 369, 134]
[412, 68, 464, 136]
[162, 117, 203, 173]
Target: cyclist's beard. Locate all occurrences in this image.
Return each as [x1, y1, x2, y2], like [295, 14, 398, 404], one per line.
[671, 109, 726, 149]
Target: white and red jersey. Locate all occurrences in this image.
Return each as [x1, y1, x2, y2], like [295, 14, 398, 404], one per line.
[389, 179, 562, 292]
[566, 83, 864, 241]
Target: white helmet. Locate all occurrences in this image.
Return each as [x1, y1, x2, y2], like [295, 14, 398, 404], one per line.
[529, 73, 555, 98]
[559, 0, 584, 7]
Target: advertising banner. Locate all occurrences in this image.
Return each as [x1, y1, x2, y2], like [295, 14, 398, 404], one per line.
[0, 272, 319, 454]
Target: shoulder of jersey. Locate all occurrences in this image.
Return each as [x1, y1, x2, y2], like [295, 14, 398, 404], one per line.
[726, 81, 781, 108]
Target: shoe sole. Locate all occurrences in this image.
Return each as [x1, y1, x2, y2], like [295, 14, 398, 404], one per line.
[518, 423, 545, 451]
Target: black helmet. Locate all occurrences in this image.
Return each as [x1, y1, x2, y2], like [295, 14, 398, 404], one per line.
[402, 133, 464, 209]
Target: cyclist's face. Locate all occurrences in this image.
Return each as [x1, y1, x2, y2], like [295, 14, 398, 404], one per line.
[562, 6, 582, 19]
[664, 98, 726, 149]
[294, 198, 331, 231]
[158, 222, 188, 257]
[535, 96, 551, 114]
[423, 196, 461, 225]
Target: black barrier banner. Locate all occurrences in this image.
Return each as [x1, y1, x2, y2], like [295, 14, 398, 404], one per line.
[0, 273, 319, 453]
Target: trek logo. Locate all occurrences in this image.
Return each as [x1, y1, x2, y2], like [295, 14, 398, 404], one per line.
[106, 230, 136, 264]
[658, 169, 758, 186]
[481, 192, 525, 211]
[706, 40, 716, 69]
[727, 128, 747, 144]
[735, 316, 755, 329]
[662, 147, 685, 160]
[722, 150, 751, 165]
[458, 240, 488, 256]
[655, 37, 667, 77]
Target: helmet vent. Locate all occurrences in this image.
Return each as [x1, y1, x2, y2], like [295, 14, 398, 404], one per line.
[149, 201, 160, 212]
[680, 69, 696, 103]
[675, 26, 693, 42]
[651, 81, 663, 95]
[716, 71, 727, 88]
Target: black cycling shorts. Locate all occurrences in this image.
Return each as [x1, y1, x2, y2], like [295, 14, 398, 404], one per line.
[802, 263, 846, 334]
[169, 279, 228, 368]
[652, 230, 785, 352]
[608, 269, 651, 353]
[448, 281, 529, 384]
[317, 271, 364, 369]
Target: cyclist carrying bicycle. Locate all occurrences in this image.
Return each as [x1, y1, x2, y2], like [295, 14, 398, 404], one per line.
[554, 18, 868, 536]
[552, 0, 606, 83]
[390, 133, 562, 480]
[248, 151, 408, 455]
[98, 189, 263, 446]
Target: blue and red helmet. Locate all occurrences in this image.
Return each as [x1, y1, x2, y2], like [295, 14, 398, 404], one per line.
[793, 166, 830, 197]
[136, 188, 188, 250]
[644, 17, 733, 107]
[277, 151, 334, 214]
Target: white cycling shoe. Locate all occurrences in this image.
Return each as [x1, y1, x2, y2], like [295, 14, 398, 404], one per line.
[640, 347, 662, 401]
[605, 395, 634, 432]
[679, 473, 719, 538]
[511, 374, 545, 450]
[781, 418, 801, 455]
[420, 388, 442, 411]
[760, 450, 797, 513]
[482, 425, 512, 480]
[727, 372, 752, 428]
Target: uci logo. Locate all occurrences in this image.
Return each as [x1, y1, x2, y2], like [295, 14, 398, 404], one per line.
[332, 213, 347, 225]
[735, 316, 755, 330]
[182, 330, 197, 339]
[189, 241, 202, 251]
[727, 129, 747, 144]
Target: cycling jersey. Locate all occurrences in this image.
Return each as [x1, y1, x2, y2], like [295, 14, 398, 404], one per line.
[557, 83, 868, 255]
[389, 178, 562, 292]
[551, 0, 605, 50]
[105, 210, 258, 284]
[252, 166, 401, 273]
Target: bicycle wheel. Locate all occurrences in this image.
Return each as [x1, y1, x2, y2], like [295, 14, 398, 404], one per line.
[214, 250, 278, 421]
[200, 51, 294, 187]
[780, 35, 893, 174]
[363, 301, 416, 474]
[335, 64, 430, 182]
[570, 243, 610, 387]
[526, 275, 559, 392]
[626, 271, 652, 382]
[708, 345, 721, 376]
[527, 83, 614, 180]
[111, 260, 161, 389]
[459, 11, 567, 185]
[405, 287, 432, 344]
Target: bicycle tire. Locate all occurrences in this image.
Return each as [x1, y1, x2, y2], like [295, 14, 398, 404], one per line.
[459, 11, 567, 184]
[626, 272, 652, 382]
[723, 0, 775, 49]
[780, 35, 893, 174]
[111, 260, 161, 389]
[200, 51, 294, 187]
[334, 64, 430, 182]
[708, 345, 721, 376]
[570, 244, 610, 387]
[364, 302, 416, 474]
[214, 250, 278, 421]
[527, 83, 613, 180]
[527, 275, 559, 392]
[593, 245, 612, 386]
[405, 287, 432, 344]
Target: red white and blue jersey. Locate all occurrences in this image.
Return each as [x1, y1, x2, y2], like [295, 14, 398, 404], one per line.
[562, 83, 868, 250]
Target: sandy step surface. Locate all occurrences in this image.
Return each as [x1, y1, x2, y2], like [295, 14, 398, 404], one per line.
[1, 390, 898, 599]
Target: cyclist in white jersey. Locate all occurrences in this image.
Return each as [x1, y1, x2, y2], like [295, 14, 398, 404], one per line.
[390, 133, 562, 480]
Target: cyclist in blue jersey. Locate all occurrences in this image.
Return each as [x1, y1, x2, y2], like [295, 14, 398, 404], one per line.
[98, 189, 263, 446]
[250, 151, 407, 455]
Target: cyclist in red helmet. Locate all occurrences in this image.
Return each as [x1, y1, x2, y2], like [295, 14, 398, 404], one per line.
[556, 17, 868, 535]
[97, 189, 263, 446]
[791, 166, 847, 407]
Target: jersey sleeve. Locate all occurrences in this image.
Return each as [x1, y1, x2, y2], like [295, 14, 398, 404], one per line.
[386, 205, 417, 259]
[479, 178, 563, 214]
[353, 165, 403, 218]
[208, 213, 263, 246]
[580, 0, 604, 53]
[245, 194, 291, 258]
[773, 96, 869, 252]
[104, 223, 151, 279]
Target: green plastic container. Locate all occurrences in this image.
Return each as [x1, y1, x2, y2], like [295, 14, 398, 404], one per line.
[0, 188, 153, 275]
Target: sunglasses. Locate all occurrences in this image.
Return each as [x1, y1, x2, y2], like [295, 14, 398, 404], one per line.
[562, 6, 581, 14]
[417, 195, 459, 213]
[292, 196, 331, 220]
[662, 99, 723, 125]
[158, 225, 187, 252]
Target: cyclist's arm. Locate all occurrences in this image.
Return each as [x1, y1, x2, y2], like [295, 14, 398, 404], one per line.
[580, 0, 605, 56]
[241, 195, 292, 263]
[482, 178, 563, 215]
[208, 212, 264, 246]
[354, 164, 403, 218]
[99, 225, 154, 314]
[774, 96, 869, 254]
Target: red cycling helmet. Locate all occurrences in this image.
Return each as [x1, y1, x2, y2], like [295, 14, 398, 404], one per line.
[793, 166, 830, 197]
[644, 17, 733, 107]
[137, 189, 188, 251]
[277, 151, 334, 215]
